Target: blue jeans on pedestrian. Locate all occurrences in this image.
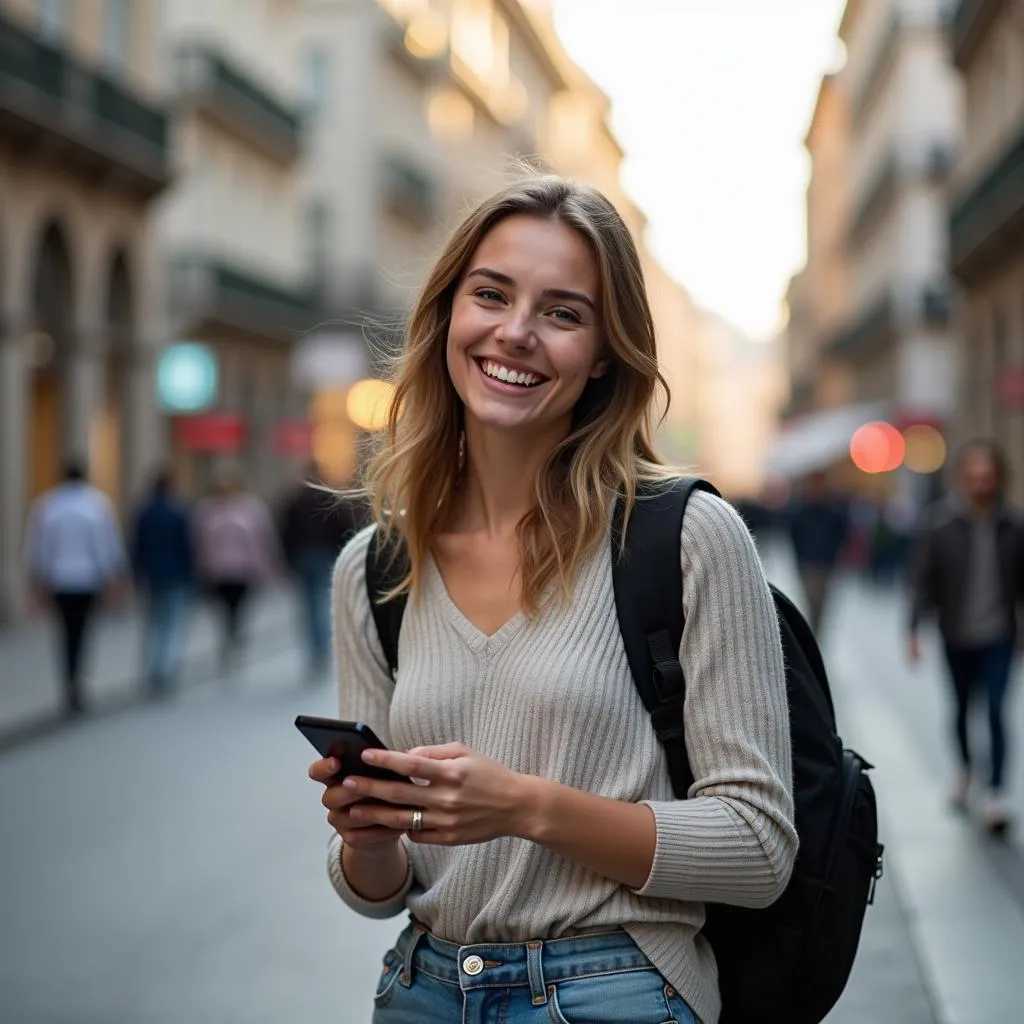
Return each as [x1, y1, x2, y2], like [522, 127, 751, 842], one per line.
[372, 920, 699, 1024]
[144, 584, 190, 692]
[294, 550, 334, 673]
[943, 640, 1015, 790]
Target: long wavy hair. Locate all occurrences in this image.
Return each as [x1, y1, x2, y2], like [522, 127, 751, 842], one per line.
[365, 174, 676, 611]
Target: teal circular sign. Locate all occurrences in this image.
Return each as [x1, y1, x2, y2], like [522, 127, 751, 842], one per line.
[156, 342, 218, 413]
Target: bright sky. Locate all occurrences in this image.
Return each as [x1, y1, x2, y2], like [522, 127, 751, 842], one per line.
[550, 0, 847, 341]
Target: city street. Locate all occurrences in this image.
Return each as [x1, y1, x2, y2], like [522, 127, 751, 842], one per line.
[0, 545, 1022, 1023]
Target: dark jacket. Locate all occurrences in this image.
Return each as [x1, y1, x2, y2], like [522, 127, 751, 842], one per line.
[786, 496, 850, 568]
[132, 497, 193, 588]
[279, 484, 367, 567]
[909, 502, 1024, 640]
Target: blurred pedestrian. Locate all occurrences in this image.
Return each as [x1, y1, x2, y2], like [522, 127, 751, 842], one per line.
[279, 461, 367, 682]
[24, 461, 128, 715]
[908, 439, 1024, 834]
[785, 470, 850, 634]
[193, 464, 281, 674]
[306, 176, 795, 1023]
[132, 468, 193, 698]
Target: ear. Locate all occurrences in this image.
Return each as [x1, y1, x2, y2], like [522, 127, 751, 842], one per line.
[589, 356, 611, 380]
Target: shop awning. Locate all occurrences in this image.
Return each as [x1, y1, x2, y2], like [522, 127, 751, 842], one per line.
[765, 401, 890, 480]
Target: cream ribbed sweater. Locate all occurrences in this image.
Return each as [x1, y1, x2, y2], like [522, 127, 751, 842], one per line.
[326, 491, 796, 1024]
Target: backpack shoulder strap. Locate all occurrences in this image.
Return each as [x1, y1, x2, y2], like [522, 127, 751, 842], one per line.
[364, 526, 408, 680]
[611, 477, 721, 798]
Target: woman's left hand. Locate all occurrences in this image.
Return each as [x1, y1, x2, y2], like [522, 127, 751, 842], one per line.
[343, 743, 535, 846]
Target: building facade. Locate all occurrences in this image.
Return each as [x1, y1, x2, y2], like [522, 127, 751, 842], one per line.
[831, 0, 962, 429]
[156, 0, 316, 501]
[949, 0, 1024, 501]
[0, 0, 172, 620]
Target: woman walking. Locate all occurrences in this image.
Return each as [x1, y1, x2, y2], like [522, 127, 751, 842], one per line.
[307, 175, 796, 1023]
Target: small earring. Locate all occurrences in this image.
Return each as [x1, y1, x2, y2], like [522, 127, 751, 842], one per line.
[458, 430, 466, 468]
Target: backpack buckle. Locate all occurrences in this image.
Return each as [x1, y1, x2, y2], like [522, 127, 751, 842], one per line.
[652, 660, 684, 702]
[868, 844, 885, 905]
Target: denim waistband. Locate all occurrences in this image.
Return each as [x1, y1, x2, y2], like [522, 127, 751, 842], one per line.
[391, 920, 656, 1002]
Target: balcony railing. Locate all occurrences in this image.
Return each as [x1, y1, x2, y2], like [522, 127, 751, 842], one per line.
[175, 43, 303, 163]
[171, 255, 319, 342]
[952, 1, 1007, 70]
[949, 124, 1024, 283]
[381, 153, 438, 227]
[0, 10, 170, 196]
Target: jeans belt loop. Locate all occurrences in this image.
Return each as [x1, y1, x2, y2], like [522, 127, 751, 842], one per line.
[400, 923, 427, 987]
[526, 941, 547, 1006]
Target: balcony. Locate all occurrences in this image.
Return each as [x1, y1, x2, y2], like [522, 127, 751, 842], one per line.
[0, 10, 170, 197]
[826, 293, 896, 361]
[848, 144, 953, 247]
[381, 152, 438, 227]
[949, 124, 1024, 284]
[170, 254, 319, 342]
[952, 1, 1007, 70]
[174, 43, 303, 164]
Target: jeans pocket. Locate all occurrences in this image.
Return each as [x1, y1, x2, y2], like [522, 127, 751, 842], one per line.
[546, 971, 693, 1024]
[373, 950, 403, 1008]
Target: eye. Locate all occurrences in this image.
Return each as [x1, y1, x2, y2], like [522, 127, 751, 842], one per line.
[473, 287, 506, 303]
[549, 306, 583, 324]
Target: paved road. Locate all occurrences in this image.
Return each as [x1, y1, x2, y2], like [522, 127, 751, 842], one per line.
[0, 544, 1021, 1022]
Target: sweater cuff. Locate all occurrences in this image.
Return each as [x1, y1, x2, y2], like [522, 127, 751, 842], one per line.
[326, 833, 414, 920]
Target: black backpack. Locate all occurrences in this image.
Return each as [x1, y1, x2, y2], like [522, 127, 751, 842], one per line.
[364, 477, 884, 1024]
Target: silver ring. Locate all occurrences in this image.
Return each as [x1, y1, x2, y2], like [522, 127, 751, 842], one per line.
[411, 809, 423, 832]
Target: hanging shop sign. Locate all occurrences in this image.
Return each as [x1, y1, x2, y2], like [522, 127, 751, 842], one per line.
[174, 413, 246, 454]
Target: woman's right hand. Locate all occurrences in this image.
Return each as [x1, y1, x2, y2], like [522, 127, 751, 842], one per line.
[309, 758, 406, 851]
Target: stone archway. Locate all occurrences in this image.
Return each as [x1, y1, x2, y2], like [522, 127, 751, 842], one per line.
[28, 220, 75, 500]
[93, 248, 134, 509]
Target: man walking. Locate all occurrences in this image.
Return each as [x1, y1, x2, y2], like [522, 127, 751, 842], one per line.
[132, 469, 193, 697]
[909, 439, 1024, 834]
[279, 461, 367, 681]
[25, 462, 128, 715]
[786, 470, 850, 635]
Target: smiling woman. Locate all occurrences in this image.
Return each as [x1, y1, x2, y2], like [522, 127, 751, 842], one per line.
[307, 174, 796, 1024]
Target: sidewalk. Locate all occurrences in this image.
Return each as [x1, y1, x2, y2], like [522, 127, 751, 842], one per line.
[763, 541, 1024, 1024]
[0, 585, 301, 747]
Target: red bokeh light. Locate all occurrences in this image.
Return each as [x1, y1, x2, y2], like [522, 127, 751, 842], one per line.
[849, 421, 905, 474]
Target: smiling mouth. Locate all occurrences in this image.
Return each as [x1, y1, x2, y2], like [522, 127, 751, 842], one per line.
[475, 358, 548, 388]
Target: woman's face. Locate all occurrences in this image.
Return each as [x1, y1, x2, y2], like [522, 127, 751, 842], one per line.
[446, 215, 608, 440]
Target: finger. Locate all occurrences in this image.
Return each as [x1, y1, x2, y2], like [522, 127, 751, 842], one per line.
[349, 802, 424, 832]
[321, 784, 369, 810]
[407, 743, 470, 759]
[361, 748, 458, 781]
[342, 775, 437, 808]
[308, 757, 340, 783]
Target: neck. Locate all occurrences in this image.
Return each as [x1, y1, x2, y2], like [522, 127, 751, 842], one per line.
[968, 495, 997, 516]
[453, 418, 569, 536]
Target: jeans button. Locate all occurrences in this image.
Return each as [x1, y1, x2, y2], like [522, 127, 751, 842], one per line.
[463, 954, 484, 976]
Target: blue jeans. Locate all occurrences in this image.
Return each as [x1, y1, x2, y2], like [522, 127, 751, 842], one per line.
[943, 640, 1015, 790]
[294, 551, 334, 671]
[372, 921, 699, 1024]
[144, 584, 190, 691]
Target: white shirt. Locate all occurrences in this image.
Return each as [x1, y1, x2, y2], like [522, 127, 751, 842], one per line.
[25, 482, 126, 593]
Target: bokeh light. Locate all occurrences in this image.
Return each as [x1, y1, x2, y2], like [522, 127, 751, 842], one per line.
[903, 424, 947, 474]
[850, 421, 905, 474]
[346, 378, 396, 431]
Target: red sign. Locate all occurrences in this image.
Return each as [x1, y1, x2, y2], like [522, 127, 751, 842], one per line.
[999, 370, 1024, 409]
[272, 420, 313, 456]
[174, 414, 246, 453]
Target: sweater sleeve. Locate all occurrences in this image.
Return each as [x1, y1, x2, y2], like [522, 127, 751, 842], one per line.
[634, 491, 798, 908]
[325, 525, 414, 918]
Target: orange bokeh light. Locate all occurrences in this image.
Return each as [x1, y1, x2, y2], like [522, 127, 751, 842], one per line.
[850, 421, 906, 474]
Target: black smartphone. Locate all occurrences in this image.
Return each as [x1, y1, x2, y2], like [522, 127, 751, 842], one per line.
[294, 715, 410, 784]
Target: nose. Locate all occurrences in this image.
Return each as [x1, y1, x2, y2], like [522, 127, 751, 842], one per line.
[494, 304, 536, 351]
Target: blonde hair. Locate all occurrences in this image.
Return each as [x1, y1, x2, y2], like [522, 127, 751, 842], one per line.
[366, 174, 675, 611]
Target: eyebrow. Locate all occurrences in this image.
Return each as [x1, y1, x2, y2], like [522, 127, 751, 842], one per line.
[465, 267, 596, 313]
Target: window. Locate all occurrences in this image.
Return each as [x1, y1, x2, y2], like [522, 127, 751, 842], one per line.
[102, 0, 132, 74]
[304, 46, 331, 118]
[37, 0, 67, 41]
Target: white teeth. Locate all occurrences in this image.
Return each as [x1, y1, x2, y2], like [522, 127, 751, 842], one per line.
[481, 360, 541, 387]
